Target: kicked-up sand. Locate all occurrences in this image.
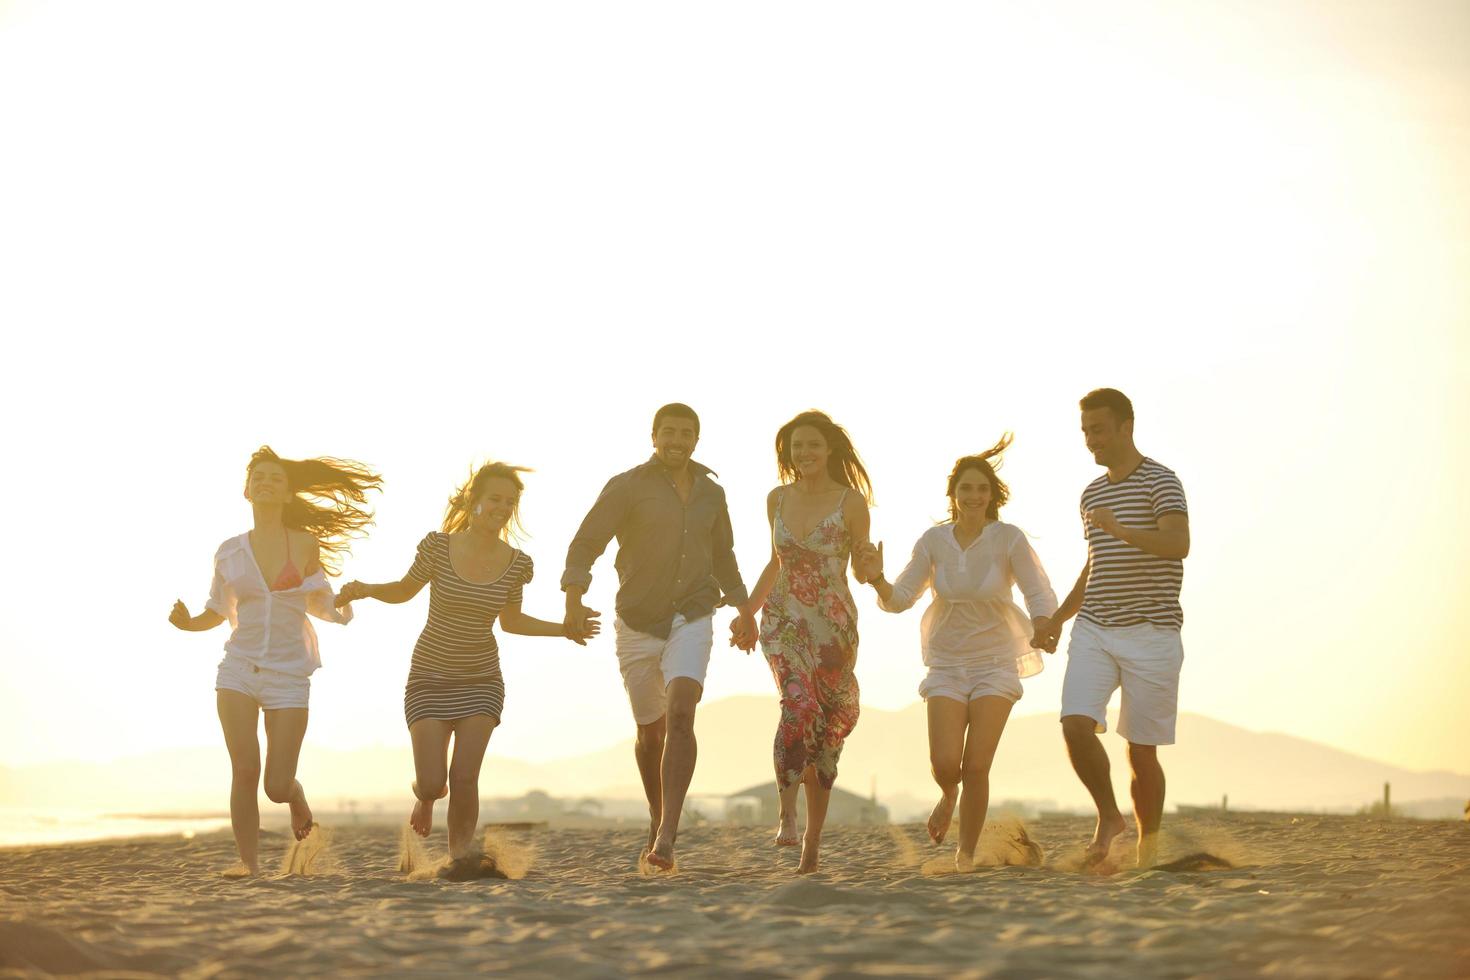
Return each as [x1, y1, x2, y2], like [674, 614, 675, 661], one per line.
[0, 812, 1466, 978]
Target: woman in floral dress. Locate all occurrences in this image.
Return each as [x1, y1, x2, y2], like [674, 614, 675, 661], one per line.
[732, 410, 874, 874]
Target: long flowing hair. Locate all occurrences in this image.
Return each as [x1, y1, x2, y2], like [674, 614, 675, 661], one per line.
[246, 446, 383, 575]
[944, 433, 1013, 523]
[774, 410, 874, 504]
[442, 461, 532, 542]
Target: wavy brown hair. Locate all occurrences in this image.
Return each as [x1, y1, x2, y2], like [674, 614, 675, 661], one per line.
[442, 462, 532, 541]
[774, 410, 874, 504]
[246, 446, 383, 575]
[944, 434, 1013, 523]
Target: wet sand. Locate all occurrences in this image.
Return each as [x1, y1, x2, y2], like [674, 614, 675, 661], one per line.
[1, 812, 1466, 978]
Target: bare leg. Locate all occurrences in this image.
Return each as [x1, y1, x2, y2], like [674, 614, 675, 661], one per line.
[633, 715, 666, 855]
[797, 766, 832, 874]
[925, 697, 968, 846]
[1061, 714, 1126, 862]
[216, 690, 262, 875]
[955, 696, 1013, 870]
[408, 719, 453, 838]
[445, 715, 498, 859]
[1128, 742, 1165, 867]
[775, 781, 800, 846]
[648, 678, 702, 868]
[262, 707, 313, 841]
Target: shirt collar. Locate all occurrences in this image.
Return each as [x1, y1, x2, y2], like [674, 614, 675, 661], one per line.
[641, 453, 716, 480]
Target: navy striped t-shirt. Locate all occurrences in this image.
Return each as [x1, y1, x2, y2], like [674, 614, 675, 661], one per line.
[1078, 458, 1187, 630]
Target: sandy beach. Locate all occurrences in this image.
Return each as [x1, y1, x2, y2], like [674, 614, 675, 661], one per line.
[1, 812, 1466, 978]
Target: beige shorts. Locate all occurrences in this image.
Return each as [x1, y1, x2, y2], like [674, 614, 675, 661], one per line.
[919, 659, 1024, 705]
[613, 614, 713, 725]
[215, 654, 310, 711]
[1061, 619, 1183, 745]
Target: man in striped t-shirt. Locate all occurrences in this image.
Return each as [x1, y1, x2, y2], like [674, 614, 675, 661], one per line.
[1037, 388, 1190, 869]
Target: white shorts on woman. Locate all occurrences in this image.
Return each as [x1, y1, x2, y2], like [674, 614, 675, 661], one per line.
[215, 653, 310, 710]
[919, 658, 1023, 704]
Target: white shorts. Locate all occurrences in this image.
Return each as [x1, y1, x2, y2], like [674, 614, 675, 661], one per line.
[215, 654, 310, 711]
[919, 660, 1023, 705]
[614, 614, 713, 726]
[1061, 620, 1183, 745]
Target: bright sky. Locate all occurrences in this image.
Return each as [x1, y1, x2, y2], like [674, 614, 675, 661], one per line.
[1, 1, 1466, 777]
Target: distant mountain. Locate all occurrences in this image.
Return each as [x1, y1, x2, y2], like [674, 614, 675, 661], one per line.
[2, 696, 1466, 817]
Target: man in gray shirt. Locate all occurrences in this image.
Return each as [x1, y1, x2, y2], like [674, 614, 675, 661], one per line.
[563, 403, 750, 870]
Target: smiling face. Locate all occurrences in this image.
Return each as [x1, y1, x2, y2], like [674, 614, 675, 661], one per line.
[951, 466, 994, 521]
[652, 414, 699, 470]
[1081, 407, 1133, 467]
[789, 425, 831, 481]
[245, 459, 289, 505]
[470, 476, 521, 536]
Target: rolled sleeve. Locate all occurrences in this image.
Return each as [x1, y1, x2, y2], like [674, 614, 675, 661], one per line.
[204, 560, 230, 619]
[305, 576, 354, 625]
[561, 475, 629, 593]
[1009, 531, 1058, 623]
[880, 535, 932, 613]
[711, 499, 748, 608]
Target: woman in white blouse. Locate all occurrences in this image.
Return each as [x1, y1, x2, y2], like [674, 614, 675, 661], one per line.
[855, 436, 1057, 872]
[169, 446, 381, 877]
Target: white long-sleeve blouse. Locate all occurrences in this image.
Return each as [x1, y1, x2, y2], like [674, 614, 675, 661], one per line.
[879, 522, 1057, 676]
[204, 533, 352, 677]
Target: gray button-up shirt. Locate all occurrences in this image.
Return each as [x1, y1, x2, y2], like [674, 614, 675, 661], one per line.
[561, 455, 749, 639]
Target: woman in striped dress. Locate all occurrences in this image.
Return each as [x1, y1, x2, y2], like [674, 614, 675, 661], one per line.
[340, 462, 598, 861]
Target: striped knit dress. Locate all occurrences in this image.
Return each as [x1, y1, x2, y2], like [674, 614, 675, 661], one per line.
[403, 532, 533, 727]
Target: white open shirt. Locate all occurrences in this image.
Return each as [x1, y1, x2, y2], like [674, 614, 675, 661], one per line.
[879, 522, 1058, 676]
[205, 533, 353, 677]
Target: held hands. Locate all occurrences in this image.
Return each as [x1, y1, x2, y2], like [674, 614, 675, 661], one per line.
[562, 608, 602, 646]
[1084, 506, 1122, 538]
[728, 609, 757, 653]
[336, 580, 369, 607]
[168, 600, 191, 630]
[852, 541, 883, 584]
[564, 597, 600, 646]
[1030, 616, 1061, 653]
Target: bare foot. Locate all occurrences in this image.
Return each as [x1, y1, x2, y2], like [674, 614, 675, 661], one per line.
[954, 849, 976, 873]
[410, 799, 435, 838]
[797, 837, 820, 874]
[927, 789, 958, 844]
[646, 834, 676, 872]
[774, 813, 799, 847]
[220, 862, 257, 879]
[1085, 811, 1127, 865]
[409, 783, 448, 838]
[289, 793, 315, 841]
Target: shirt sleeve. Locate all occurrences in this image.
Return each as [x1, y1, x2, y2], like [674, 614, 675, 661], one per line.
[879, 534, 932, 613]
[1149, 471, 1188, 518]
[305, 575, 354, 625]
[1008, 529, 1059, 623]
[508, 553, 533, 607]
[711, 494, 749, 609]
[406, 533, 437, 583]
[204, 551, 233, 621]
[561, 475, 631, 593]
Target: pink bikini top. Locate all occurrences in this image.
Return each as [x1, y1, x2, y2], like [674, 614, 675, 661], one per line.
[271, 530, 303, 592]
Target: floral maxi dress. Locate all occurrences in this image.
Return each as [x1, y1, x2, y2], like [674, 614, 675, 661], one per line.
[759, 488, 861, 790]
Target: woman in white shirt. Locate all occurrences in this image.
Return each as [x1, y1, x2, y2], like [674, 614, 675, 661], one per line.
[169, 446, 381, 877]
[855, 436, 1056, 872]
